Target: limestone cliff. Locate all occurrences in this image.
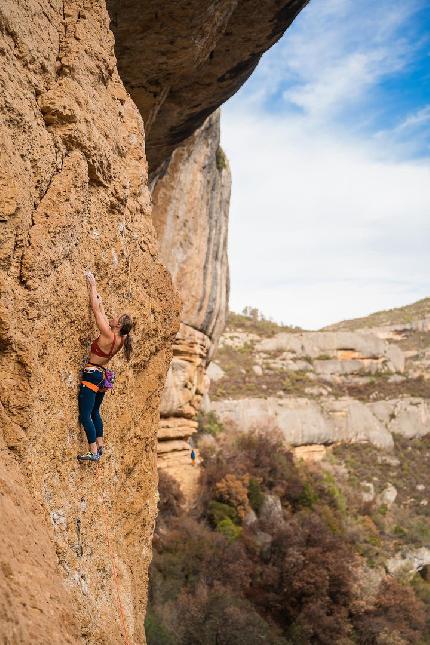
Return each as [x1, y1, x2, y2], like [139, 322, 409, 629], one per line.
[107, 0, 309, 175]
[151, 111, 230, 500]
[209, 310, 430, 457]
[0, 0, 311, 640]
[0, 1, 179, 642]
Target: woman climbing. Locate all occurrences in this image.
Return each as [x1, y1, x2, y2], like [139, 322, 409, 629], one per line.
[77, 271, 133, 463]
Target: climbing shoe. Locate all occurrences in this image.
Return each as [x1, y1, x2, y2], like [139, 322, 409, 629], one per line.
[77, 451, 100, 463]
[97, 446, 104, 457]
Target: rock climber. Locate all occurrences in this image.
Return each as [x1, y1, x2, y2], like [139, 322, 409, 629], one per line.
[77, 271, 133, 463]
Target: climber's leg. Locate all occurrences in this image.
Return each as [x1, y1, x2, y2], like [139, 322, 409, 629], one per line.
[78, 384, 98, 457]
[92, 391, 105, 454]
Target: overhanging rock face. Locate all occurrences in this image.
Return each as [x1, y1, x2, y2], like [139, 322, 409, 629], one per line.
[107, 0, 309, 175]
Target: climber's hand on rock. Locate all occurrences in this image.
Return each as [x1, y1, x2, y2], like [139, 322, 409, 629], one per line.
[85, 270, 96, 286]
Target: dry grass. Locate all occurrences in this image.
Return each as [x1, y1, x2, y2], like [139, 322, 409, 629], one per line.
[324, 297, 430, 331]
[330, 435, 430, 562]
[227, 310, 302, 337]
[331, 374, 430, 401]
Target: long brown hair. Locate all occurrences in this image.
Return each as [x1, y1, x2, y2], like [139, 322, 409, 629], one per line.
[119, 314, 133, 361]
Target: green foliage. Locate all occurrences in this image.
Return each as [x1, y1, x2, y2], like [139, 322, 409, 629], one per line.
[149, 426, 430, 644]
[282, 370, 310, 393]
[216, 146, 227, 171]
[145, 610, 176, 645]
[208, 500, 239, 526]
[227, 309, 301, 337]
[406, 519, 430, 545]
[377, 504, 388, 516]
[318, 503, 343, 534]
[248, 477, 264, 513]
[322, 472, 347, 514]
[197, 411, 224, 437]
[324, 296, 430, 331]
[175, 587, 291, 645]
[393, 525, 407, 537]
[216, 517, 242, 542]
[412, 573, 430, 605]
[298, 481, 319, 508]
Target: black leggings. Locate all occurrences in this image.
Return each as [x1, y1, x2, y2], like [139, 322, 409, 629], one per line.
[78, 369, 105, 444]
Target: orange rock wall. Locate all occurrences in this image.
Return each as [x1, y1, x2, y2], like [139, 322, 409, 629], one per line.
[0, 1, 179, 643]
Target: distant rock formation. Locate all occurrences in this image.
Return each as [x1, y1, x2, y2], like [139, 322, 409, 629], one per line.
[209, 314, 430, 455]
[211, 396, 430, 450]
[151, 111, 230, 498]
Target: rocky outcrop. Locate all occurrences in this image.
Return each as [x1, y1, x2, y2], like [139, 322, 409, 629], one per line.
[152, 112, 230, 495]
[107, 0, 309, 175]
[0, 1, 179, 643]
[210, 396, 430, 450]
[255, 330, 405, 375]
[386, 547, 430, 579]
[152, 112, 230, 346]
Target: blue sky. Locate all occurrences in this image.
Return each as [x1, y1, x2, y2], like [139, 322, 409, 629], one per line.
[221, 0, 430, 329]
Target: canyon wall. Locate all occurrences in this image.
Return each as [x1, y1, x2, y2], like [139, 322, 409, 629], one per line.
[0, 0, 310, 641]
[0, 1, 179, 642]
[210, 318, 430, 458]
[152, 111, 230, 500]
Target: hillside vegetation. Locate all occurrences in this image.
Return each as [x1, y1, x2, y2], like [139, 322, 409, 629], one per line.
[148, 300, 430, 644]
[324, 298, 430, 331]
[147, 423, 430, 644]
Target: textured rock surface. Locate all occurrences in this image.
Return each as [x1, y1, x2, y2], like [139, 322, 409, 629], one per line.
[152, 111, 230, 346]
[152, 112, 230, 498]
[211, 396, 430, 449]
[256, 330, 405, 374]
[0, 1, 179, 642]
[107, 0, 309, 175]
[386, 547, 430, 579]
[0, 447, 80, 643]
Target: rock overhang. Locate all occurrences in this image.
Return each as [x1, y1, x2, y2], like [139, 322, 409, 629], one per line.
[106, 0, 310, 176]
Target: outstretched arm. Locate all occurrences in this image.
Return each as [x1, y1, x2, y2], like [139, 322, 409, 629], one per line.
[85, 272, 112, 337]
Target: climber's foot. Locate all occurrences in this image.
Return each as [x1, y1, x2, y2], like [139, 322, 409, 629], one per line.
[77, 451, 100, 463]
[97, 446, 104, 457]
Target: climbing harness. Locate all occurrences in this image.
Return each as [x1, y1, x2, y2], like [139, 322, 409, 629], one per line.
[80, 364, 116, 393]
[94, 464, 132, 645]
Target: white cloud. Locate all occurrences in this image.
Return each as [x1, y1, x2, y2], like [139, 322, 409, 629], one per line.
[221, 110, 430, 329]
[240, 0, 425, 129]
[220, 0, 429, 329]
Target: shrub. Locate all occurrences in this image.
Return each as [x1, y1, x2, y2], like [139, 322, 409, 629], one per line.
[214, 473, 251, 519]
[145, 609, 176, 645]
[207, 500, 239, 526]
[352, 577, 426, 643]
[151, 516, 252, 601]
[216, 146, 227, 171]
[298, 481, 319, 509]
[197, 411, 224, 437]
[248, 477, 264, 513]
[217, 518, 242, 542]
[157, 469, 185, 518]
[174, 583, 290, 645]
